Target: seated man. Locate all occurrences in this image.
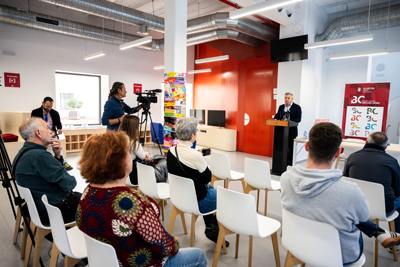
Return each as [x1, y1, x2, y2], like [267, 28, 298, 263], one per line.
[13, 117, 81, 225]
[281, 122, 400, 265]
[344, 131, 400, 252]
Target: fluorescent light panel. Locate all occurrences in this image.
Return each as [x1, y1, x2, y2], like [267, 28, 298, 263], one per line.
[188, 69, 212, 74]
[305, 34, 373, 49]
[119, 36, 152, 50]
[195, 55, 229, 64]
[153, 65, 164, 70]
[330, 49, 388, 60]
[84, 51, 105, 60]
[229, 0, 303, 19]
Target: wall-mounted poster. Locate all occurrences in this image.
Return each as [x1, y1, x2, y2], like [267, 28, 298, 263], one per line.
[342, 82, 390, 139]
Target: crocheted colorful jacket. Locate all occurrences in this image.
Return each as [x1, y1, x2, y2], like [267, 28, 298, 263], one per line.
[77, 185, 179, 267]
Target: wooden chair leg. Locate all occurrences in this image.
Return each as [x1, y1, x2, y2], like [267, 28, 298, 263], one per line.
[373, 219, 379, 267]
[49, 243, 61, 267]
[225, 179, 230, 189]
[235, 234, 240, 258]
[24, 220, 36, 267]
[212, 223, 234, 267]
[264, 190, 269, 216]
[239, 178, 246, 193]
[21, 219, 29, 259]
[190, 214, 198, 247]
[211, 174, 218, 187]
[256, 190, 260, 212]
[284, 251, 305, 267]
[389, 220, 398, 261]
[32, 227, 51, 267]
[64, 256, 82, 267]
[334, 157, 340, 169]
[271, 232, 281, 267]
[248, 235, 253, 267]
[168, 205, 187, 235]
[13, 205, 22, 244]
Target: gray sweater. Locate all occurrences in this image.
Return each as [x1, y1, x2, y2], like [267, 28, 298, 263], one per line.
[281, 165, 369, 264]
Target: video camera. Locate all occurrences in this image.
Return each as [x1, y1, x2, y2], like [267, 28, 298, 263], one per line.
[136, 89, 162, 104]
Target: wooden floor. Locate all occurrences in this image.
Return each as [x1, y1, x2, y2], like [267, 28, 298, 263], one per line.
[1, 144, 398, 267]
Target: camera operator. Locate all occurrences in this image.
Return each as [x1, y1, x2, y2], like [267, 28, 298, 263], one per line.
[102, 82, 142, 131]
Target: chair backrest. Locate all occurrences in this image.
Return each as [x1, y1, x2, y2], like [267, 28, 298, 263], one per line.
[83, 233, 119, 267]
[125, 176, 137, 187]
[41, 195, 75, 257]
[282, 209, 343, 267]
[151, 122, 163, 144]
[137, 163, 159, 198]
[17, 185, 49, 229]
[342, 177, 386, 221]
[168, 173, 202, 215]
[210, 152, 231, 179]
[217, 187, 260, 237]
[244, 158, 272, 189]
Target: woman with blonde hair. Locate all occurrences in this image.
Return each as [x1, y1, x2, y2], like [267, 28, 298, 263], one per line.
[119, 115, 151, 185]
[77, 131, 207, 267]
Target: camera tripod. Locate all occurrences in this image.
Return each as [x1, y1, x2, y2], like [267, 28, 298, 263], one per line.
[139, 106, 163, 155]
[0, 136, 45, 267]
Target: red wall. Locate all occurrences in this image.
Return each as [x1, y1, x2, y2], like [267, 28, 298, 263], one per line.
[193, 43, 277, 156]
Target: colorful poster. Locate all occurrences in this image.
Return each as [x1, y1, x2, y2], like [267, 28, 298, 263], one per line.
[342, 83, 390, 139]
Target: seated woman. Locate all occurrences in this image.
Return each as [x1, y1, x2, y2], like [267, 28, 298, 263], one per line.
[77, 131, 207, 267]
[118, 115, 151, 185]
[166, 117, 228, 247]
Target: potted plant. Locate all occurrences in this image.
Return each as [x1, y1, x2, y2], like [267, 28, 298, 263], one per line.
[67, 98, 84, 119]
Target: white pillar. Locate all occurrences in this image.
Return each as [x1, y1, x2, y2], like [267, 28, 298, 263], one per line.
[164, 0, 187, 73]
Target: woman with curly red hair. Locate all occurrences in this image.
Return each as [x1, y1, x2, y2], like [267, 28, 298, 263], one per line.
[77, 131, 206, 267]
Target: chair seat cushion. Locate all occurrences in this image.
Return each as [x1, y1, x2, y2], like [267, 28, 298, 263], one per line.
[230, 170, 244, 180]
[256, 214, 281, 238]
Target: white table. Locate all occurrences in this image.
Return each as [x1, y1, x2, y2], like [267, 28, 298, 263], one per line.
[293, 138, 400, 165]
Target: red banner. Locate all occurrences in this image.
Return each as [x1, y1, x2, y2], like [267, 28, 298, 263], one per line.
[4, 73, 20, 87]
[134, 83, 142, 94]
[342, 82, 390, 139]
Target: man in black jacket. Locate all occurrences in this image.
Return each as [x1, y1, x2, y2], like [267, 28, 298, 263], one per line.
[31, 97, 73, 170]
[343, 132, 400, 248]
[274, 92, 302, 165]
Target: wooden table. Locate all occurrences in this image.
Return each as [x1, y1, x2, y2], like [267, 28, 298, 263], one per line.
[293, 138, 400, 165]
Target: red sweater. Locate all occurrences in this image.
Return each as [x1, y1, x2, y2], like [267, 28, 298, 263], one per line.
[77, 185, 179, 267]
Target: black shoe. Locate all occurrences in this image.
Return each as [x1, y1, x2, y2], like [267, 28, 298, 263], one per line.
[205, 223, 230, 248]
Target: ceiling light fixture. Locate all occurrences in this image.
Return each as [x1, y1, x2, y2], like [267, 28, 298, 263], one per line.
[119, 36, 152, 50]
[195, 55, 229, 64]
[154, 65, 164, 70]
[305, 34, 373, 49]
[229, 0, 303, 19]
[84, 51, 105, 60]
[188, 69, 212, 74]
[329, 49, 388, 60]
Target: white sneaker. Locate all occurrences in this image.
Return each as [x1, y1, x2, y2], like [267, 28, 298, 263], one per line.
[376, 230, 400, 248]
[388, 244, 400, 254]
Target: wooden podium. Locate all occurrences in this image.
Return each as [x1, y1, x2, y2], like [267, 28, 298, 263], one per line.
[266, 119, 298, 175]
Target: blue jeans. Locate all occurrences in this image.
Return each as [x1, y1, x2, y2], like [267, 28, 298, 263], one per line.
[198, 185, 217, 224]
[164, 248, 207, 267]
[387, 197, 400, 232]
[356, 220, 381, 238]
[343, 233, 364, 265]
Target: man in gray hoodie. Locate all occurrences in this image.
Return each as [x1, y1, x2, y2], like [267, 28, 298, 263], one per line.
[281, 122, 400, 265]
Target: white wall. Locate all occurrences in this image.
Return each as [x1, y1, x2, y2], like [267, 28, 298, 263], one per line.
[0, 23, 195, 124]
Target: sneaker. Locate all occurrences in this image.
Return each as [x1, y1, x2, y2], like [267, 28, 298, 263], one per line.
[388, 244, 400, 254]
[205, 223, 230, 248]
[64, 162, 73, 171]
[376, 230, 400, 248]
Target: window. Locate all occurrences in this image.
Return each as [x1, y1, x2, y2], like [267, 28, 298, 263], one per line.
[55, 72, 101, 125]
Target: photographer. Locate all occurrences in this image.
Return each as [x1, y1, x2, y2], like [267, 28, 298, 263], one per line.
[101, 82, 142, 131]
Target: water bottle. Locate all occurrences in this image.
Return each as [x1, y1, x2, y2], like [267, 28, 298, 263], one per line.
[303, 131, 308, 139]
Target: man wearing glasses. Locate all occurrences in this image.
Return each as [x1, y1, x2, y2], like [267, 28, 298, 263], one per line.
[31, 97, 73, 171]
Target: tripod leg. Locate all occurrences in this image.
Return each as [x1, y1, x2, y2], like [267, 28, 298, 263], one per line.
[148, 111, 163, 155]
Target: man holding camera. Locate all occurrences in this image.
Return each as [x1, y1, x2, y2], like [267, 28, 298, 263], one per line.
[102, 82, 142, 131]
[274, 92, 302, 165]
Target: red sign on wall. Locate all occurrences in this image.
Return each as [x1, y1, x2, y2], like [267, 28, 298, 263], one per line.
[134, 84, 142, 94]
[4, 73, 20, 87]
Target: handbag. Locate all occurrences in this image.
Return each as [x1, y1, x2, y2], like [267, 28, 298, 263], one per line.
[139, 155, 168, 183]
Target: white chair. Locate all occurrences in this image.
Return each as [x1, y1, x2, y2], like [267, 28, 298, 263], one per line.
[210, 152, 245, 191]
[342, 177, 399, 267]
[17, 185, 75, 267]
[243, 158, 281, 216]
[335, 139, 364, 169]
[137, 163, 169, 221]
[125, 176, 138, 187]
[42, 195, 87, 267]
[83, 232, 119, 267]
[168, 173, 224, 248]
[13, 204, 29, 260]
[212, 187, 281, 267]
[282, 209, 365, 267]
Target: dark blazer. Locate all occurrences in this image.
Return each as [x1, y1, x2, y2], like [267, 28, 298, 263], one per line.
[31, 107, 62, 132]
[274, 102, 302, 138]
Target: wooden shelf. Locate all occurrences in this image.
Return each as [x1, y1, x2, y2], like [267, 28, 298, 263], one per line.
[63, 127, 106, 154]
